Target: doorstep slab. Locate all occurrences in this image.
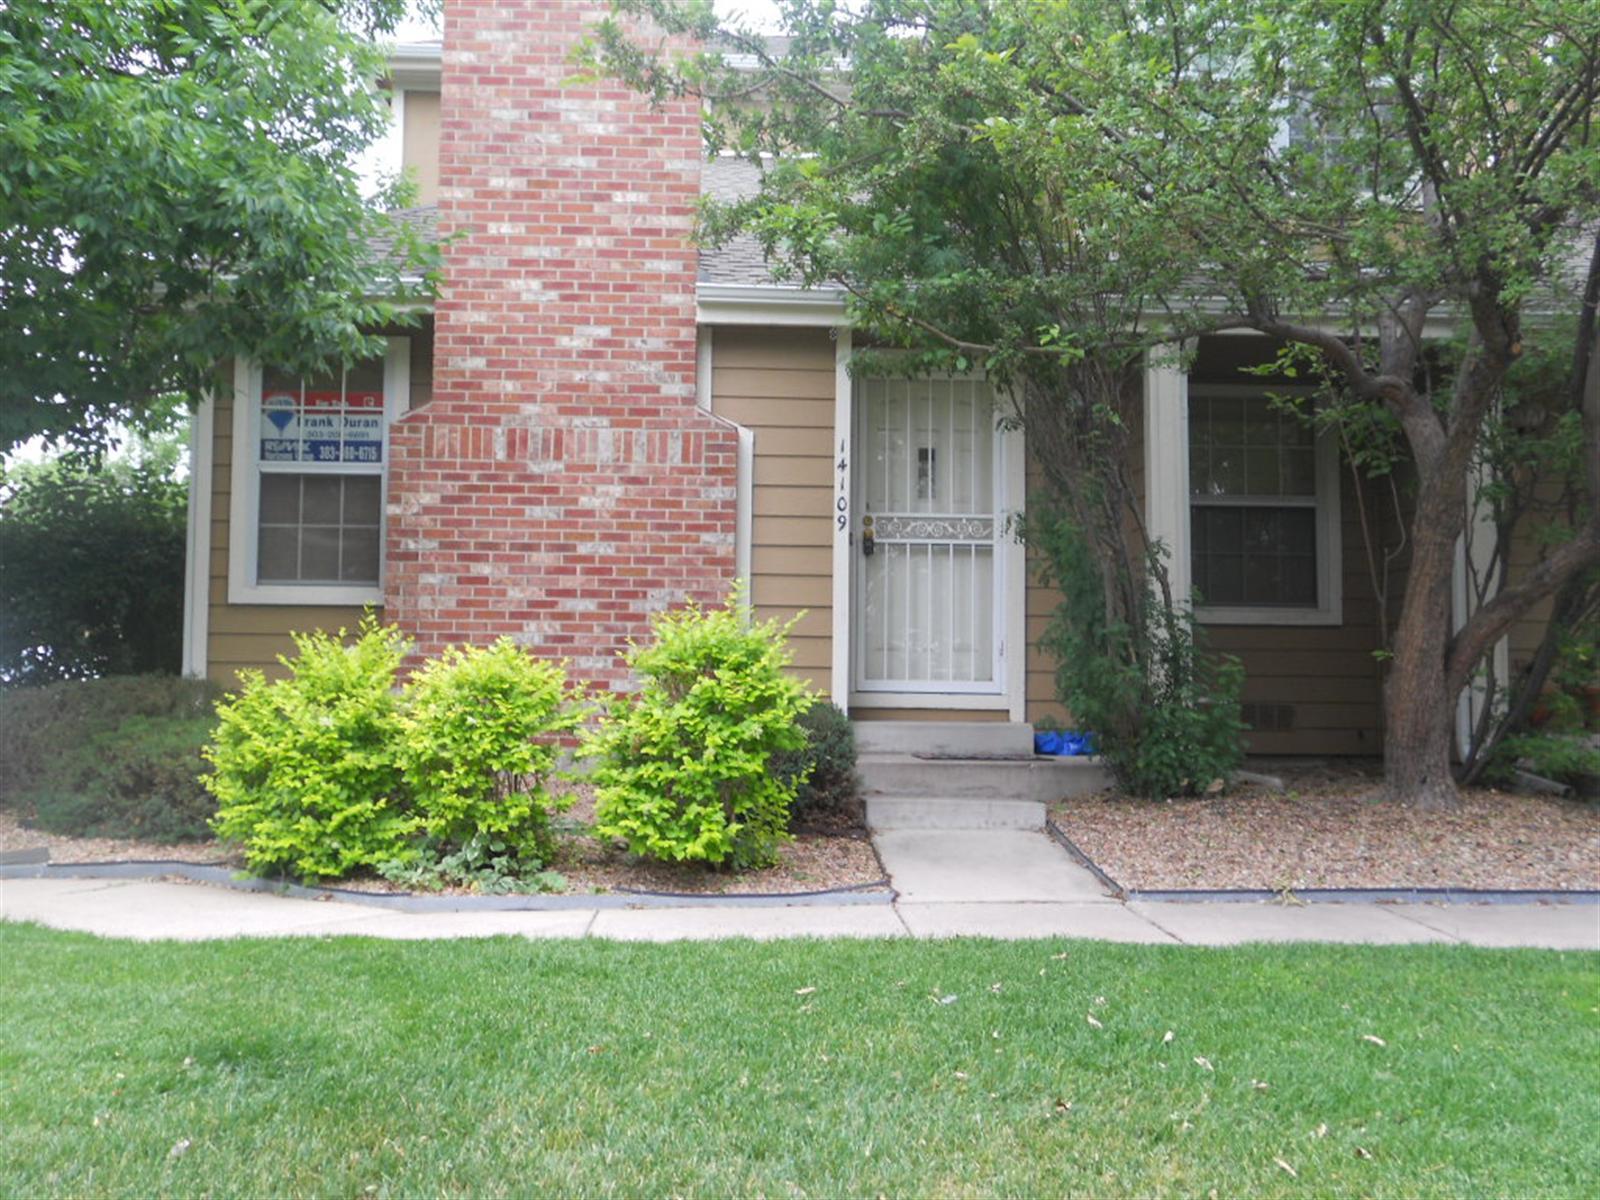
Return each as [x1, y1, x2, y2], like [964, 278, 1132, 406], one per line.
[852, 720, 1036, 757]
[867, 796, 1045, 831]
[896, 901, 1176, 942]
[1127, 900, 1455, 945]
[1388, 903, 1600, 950]
[874, 829, 1115, 903]
[590, 904, 907, 942]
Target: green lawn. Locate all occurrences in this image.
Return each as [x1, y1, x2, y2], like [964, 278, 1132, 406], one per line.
[1, 925, 1595, 1197]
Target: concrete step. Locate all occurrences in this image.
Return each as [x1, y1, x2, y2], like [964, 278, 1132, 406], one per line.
[867, 796, 1046, 831]
[857, 752, 1109, 802]
[852, 720, 1035, 758]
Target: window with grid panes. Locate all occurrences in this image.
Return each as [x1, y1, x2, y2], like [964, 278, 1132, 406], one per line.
[254, 356, 386, 586]
[1188, 394, 1319, 607]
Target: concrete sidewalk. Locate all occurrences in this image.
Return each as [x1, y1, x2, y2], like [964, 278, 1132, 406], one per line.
[2, 831, 1596, 948]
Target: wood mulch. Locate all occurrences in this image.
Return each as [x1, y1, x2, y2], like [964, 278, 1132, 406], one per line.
[0, 799, 886, 898]
[1050, 759, 1600, 893]
[0, 809, 236, 867]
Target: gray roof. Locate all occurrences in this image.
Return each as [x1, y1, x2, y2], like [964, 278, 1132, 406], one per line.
[365, 204, 439, 275]
[697, 157, 778, 285]
[375, 166, 1595, 299]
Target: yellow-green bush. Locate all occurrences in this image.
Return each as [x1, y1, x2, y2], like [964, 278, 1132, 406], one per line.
[397, 638, 585, 862]
[204, 618, 415, 878]
[583, 594, 815, 869]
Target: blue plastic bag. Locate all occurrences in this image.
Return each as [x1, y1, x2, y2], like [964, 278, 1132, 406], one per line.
[1034, 730, 1095, 757]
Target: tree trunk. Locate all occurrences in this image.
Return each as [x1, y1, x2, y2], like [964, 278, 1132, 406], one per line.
[1380, 490, 1464, 811]
[1381, 647, 1461, 811]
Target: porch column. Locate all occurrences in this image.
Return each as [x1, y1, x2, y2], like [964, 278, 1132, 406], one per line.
[1452, 460, 1509, 759]
[1143, 347, 1193, 610]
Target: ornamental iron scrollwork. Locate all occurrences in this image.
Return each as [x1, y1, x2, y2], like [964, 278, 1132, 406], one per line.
[870, 515, 995, 541]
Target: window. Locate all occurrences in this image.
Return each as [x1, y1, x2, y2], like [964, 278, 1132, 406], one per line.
[228, 338, 408, 605]
[1187, 386, 1341, 624]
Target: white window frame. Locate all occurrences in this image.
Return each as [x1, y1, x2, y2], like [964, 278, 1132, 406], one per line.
[228, 337, 408, 606]
[1186, 382, 1343, 627]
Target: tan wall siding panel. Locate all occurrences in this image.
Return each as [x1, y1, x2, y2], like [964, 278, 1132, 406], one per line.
[752, 546, 832, 576]
[714, 332, 836, 371]
[711, 327, 839, 699]
[755, 516, 834, 547]
[714, 367, 836, 400]
[400, 90, 441, 206]
[751, 575, 832, 609]
[754, 456, 831, 488]
[754, 487, 832, 517]
[715, 396, 836, 429]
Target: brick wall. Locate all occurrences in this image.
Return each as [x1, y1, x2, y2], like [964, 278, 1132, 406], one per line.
[385, 0, 738, 685]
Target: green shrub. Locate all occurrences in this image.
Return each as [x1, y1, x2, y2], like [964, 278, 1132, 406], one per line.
[1485, 731, 1600, 791]
[0, 675, 221, 842]
[0, 674, 222, 810]
[773, 700, 860, 827]
[583, 594, 816, 868]
[0, 442, 187, 685]
[25, 714, 218, 843]
[1034, 509, 1246, 799]
[396, 638, 584, 862]
[204, 617, 414, 879]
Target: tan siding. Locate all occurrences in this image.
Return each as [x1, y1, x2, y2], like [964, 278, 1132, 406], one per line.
[711, 326, 837, 696]
[400, 90, 440, 206]
[204, 322, 434, 685]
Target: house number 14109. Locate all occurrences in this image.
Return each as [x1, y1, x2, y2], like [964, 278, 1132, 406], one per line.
[835, 438, 848, 531]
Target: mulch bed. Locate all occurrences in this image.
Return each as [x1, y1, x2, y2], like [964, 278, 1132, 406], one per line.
[0, 805, 886, 898]
[0, 810, 236, 868]
[1050, 759, 1600, 893]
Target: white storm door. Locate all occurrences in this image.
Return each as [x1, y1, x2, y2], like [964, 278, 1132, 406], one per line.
[853, 376, 1004, 694]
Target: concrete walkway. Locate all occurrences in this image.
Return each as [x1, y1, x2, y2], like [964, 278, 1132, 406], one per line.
[2, 831, 1596, 948]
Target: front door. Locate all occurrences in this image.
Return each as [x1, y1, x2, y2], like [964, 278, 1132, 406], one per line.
[853, 376, 1006, 697]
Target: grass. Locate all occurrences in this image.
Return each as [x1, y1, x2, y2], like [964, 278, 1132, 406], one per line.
[1, 925, 1595, 1197]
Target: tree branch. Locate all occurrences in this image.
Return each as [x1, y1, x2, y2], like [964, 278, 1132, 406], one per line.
[1446, 517, 1600, 692]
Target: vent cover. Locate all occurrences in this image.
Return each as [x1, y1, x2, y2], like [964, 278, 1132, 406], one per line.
[1243, 702, 1297, 733]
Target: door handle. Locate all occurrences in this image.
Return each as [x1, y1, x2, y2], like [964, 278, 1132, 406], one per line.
[861, 516, 875, 557]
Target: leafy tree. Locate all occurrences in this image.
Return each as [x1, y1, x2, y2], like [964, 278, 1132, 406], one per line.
[591, 0, 1600, 810]
[0, 435, 189, 685]
[0, 0, 437, 454]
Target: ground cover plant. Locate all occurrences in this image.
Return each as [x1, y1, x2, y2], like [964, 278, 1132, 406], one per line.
[0, 926, 1594, 1197]
[0, 675, 220, 842]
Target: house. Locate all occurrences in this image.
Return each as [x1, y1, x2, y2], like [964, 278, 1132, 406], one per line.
[178, 3, 1576, 762]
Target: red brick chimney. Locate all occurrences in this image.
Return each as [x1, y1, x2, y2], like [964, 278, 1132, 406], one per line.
[385, 1, 738, 684]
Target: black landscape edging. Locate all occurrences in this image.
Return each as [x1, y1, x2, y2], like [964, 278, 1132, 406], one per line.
[1043, 816, 1600, 907]
[0, 859, 896, 911]
[1043, 819, 1128, 898]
